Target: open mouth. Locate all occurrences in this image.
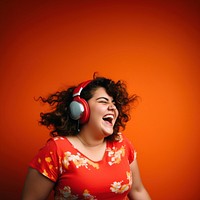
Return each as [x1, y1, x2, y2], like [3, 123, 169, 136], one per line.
[103, 114, 114, 125]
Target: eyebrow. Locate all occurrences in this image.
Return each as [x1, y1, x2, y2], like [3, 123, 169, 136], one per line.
[96, 97, 115, 102]
[96, 97, 108, 101]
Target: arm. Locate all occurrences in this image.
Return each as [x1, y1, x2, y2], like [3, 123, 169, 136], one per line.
[128, 159, 151, 200]
[21, 167, 55, 200]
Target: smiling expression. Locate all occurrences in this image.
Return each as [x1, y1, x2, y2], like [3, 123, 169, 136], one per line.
[87, 87, 119, 137]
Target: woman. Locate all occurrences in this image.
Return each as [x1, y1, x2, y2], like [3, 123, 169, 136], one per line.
[22, 74, 151, 200]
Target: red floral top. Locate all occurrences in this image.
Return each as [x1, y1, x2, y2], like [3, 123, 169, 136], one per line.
[29, 133, 136, 200]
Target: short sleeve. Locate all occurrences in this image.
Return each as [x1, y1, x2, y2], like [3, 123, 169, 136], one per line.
[29, 138, 60, 182]
[123, 135, 136, 164]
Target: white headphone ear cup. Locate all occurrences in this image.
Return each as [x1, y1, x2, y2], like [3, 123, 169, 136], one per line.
[69, 101, 84, 120]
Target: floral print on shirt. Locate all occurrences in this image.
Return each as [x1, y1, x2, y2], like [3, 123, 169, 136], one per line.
[110, 171, 132, 194]
[107, 145, 126, 166]
[30, 133, 135, 200]
[62, 151, 99, 170]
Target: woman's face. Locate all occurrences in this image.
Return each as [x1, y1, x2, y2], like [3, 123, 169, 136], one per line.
[87, 87, 119, 138]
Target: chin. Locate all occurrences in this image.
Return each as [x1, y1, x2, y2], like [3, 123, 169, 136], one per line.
[102, 130, 114, 137]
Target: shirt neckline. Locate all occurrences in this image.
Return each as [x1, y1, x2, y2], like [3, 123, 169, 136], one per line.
[62, 136, 109, 163]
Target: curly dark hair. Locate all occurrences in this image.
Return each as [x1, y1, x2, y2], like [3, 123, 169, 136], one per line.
[38, 74, 138, 141]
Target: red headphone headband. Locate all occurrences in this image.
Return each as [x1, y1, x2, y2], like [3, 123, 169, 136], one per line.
[72, 80, 92, 97]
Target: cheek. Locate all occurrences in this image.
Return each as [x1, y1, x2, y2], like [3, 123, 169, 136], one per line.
[116, 113, 119, 120]
[89, 105, 103, 119]
[115, 109, 119, 118]
[90, 104, 105, 113]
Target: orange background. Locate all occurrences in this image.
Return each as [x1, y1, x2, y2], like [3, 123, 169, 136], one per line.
[0, 1, 200, 199]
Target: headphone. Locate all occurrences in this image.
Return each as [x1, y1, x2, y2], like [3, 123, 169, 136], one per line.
[69, 80, 91, 124]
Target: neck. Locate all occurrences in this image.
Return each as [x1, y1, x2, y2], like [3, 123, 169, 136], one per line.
[76, 134, 105, 147]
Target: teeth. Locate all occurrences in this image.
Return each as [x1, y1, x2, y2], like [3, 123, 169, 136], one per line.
[104, 115, 114, 119]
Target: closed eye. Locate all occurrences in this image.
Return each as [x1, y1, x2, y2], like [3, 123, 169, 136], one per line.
[96, 97, 109, 104]
[98, 100, 107, 104]
[97, 96, 116, 106]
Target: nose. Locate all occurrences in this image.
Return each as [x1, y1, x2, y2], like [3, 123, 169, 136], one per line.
[108, 103, 117, 110]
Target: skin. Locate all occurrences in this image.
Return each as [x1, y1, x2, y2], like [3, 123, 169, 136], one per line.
[128, 160, 151, 200]
[22, 168, 54, 200]
[21, 87, 151, 200]
[79, 87, 119, 144]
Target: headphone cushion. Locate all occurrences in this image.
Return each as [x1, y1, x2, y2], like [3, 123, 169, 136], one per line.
[69, 97, 90, 124]
[69, 101, 84, 120]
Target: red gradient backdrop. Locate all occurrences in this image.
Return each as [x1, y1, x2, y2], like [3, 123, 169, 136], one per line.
[0, 1, 200, 199]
